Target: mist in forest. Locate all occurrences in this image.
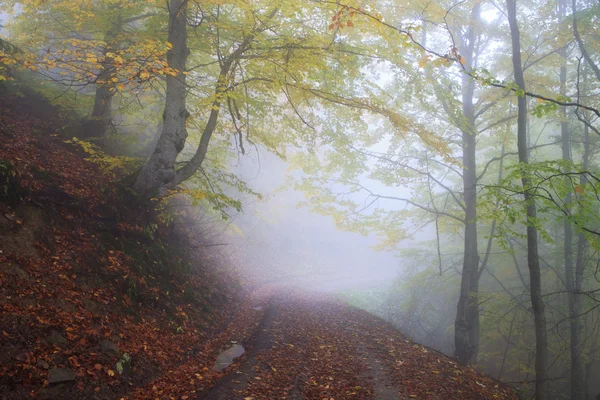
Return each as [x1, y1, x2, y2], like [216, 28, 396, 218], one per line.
[2, 0, 600, 398]
[228, 148, 406, 291]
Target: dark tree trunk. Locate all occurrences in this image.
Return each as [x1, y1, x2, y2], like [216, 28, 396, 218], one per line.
[558, 0, 585, 397]
[572, 74, 590, 400]
[454, 3, 481, 365]
[86, 58, 115, 139]
[506, 0, 548, 398]
[572, 0, 600, 82]
[84, 16, 122, 140]
[134, 0, 190, 197]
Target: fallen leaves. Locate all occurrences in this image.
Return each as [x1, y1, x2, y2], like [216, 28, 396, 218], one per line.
[197, 292, 518, 400]
[0, 93, 247, 399]
[0, 92, 518, 399]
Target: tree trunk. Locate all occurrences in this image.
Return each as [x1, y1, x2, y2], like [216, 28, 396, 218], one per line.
[86, 56, 115, 139]
[134, 0, 190, 197]
[506, 0, 548, 398]
[572, 74, 590, 400]
[558, 0, 584, 397]
[85, 19, 121, 140]
[454, 3, 481, 365]
[572, 0, 600, 82]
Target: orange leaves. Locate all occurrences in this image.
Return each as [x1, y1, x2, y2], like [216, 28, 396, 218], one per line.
[69, 357, 82, 368]
[447, 46, 466, 65]
[8, 36, 175, 95]
[328, 6, 359, 31]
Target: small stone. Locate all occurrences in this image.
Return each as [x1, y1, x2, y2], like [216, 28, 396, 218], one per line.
[48, 368, 76, 384]
[47, 331, 68, 347]
[212, 345, 245, 372]
[100, 340, 119, 357]
[37, 360, 50, 369]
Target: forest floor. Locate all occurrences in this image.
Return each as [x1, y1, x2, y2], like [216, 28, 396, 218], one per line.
[199, 291, 518, 400]
[0, 88, 518, 399]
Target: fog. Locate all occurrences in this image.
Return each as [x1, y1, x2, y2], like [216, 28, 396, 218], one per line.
[2, 0, 600, 398]
[228, 146, 404, 292]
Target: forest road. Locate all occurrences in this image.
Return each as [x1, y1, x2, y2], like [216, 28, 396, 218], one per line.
[198, 292, 400, 400]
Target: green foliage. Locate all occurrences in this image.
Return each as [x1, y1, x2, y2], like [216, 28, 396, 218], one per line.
[66, 137, 143, 178]
[2, 0, 600, 395]
[115, 353, 131, 375]
[483, 160, 600, 249]
[531, 100, 558, 118]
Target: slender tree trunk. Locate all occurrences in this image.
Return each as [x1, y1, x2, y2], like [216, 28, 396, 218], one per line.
[85, 19, 121, 140]
[569, 157, 586, 400]
[572, 77, 590, 400]
[506, 0, 548, 398]
[572, 0, 600, 82]
[87, 52, 115, 139]
[498, 310, 517, 380]
[133, 7, 276, 197]
[558, 1, 584, 397]
[454, 3, 481, 365]
[134, 0, 190, 197]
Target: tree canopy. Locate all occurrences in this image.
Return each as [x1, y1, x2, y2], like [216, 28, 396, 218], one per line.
[2, 0, 600, 398]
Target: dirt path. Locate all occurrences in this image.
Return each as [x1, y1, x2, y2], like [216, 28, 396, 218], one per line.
[197, 291, 518, 400]
[199, 295, 400, 400]
[357, 343, 399, 399]
[198, 297, 281, 400]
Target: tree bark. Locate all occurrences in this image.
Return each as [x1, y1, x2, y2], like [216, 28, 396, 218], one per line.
[84, 18, 121, 140]
[133, 4, 267, 197]
[506, 0, 548, 398]
[572, 71, 590, 400]
[454, 2, 481, 365]
[558, 0, 584, 397]
[572, 0, 600, 82]
[86, 54, 115, 139]
[134, 0, 190, 197]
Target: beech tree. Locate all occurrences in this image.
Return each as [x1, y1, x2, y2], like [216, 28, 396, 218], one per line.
[133, 0, 189, 196]
[3, 1, 600, 398]
[132, 0, 449, 197]
[289, 1, 600, 398]
[506, 0, 548, 397]
[1, 0, 170, 140]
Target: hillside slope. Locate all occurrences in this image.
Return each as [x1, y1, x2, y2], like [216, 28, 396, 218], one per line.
[0, 89, 268, 399]
[0, 90, 518, 399]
